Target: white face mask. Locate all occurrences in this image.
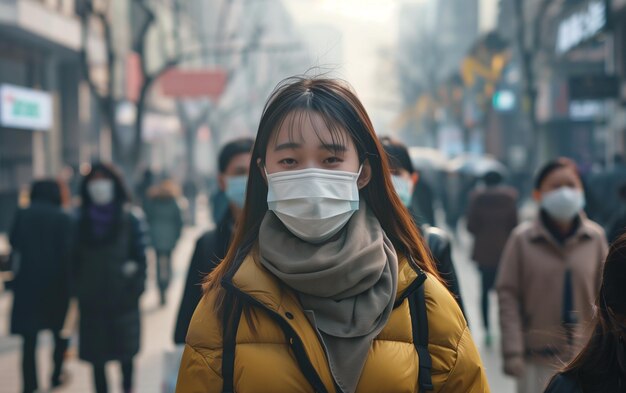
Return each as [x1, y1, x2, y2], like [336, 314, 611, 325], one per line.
[266, 166, 361, 243]
[391, 175, 414, 207]
[540, 187, 585, 222]
[88, 179, 115, 206]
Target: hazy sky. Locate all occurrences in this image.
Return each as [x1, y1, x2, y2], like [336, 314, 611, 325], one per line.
[283, 0, 497, 132]
[283, 0, 414, 132]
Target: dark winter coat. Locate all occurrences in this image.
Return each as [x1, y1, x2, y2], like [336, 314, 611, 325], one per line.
[544, 371, 626, 393]
[9, 202, 73, 335]
[173, 211, 233, 344]
[544, 374, 583, 393]
[467, 185, 518, 268]
[411, 180, 435, 226]
[144, 197, 183, 252]
[608, 208, 626, 243]
[421, 224, 466, 317]
[74, 206, 148, 363]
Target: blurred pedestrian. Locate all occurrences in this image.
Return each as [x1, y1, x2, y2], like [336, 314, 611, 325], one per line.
[176, 77, 488, 392]
[74, 163, 148, 393]
[182, 178, 198, 225]
[144, 179, 184, 306]
[380, 136, 466, 316]
[135, 168, 154, 206]
[584, 154, 626, 229]
[497, 158, 608, 393]
[544, 233, 626, 392]
[9, 179, 73, 393]
[173, 138, 253, 344]
[467, 170, 518, 347]
[607, 183, 626, 244]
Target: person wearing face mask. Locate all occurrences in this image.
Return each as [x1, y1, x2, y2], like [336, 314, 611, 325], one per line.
[379, 136, 465, 317]
[543, 233, 626, 393]
[144, 178, 184, 306]
[467, 170, 518, 347]
[176, 78, 488, 393]
[173, 138, 254, 345]
[74, 163, 148, 393]
[9, 180, 73, 393]
[496, 158, 608, 393]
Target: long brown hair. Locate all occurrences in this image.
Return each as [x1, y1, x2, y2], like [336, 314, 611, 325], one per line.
[554, 234, 626, 388]
[206, 76, 438, 314]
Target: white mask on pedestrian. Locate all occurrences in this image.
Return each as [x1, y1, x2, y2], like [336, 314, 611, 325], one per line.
[266, 166, 362, 243]
[540, 187, 585, 222]
[391, 175, 414, 207]
[88, 179, 115, 206]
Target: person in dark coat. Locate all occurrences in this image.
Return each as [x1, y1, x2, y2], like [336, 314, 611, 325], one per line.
[74, 163, 148, 393]
[544, 233, 626, 393]
[144, 179, 184, 306]
[9, 179, 73, 393]
[412, 172, 435, 226]
[174, 138, 254, 344]
[466, 170, 518, 347]
[380, 137, 466, 316]
[607, 183, 626, 244]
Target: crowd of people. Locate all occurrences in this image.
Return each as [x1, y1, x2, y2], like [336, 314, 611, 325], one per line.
[4, 76, 626, 393]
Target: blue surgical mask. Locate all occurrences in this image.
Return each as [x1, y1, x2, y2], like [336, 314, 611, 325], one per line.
[225, 175, 248, 208]
[391, 175, 414, 207]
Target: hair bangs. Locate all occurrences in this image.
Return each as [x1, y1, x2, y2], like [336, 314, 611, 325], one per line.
[266, 93, 353, 159]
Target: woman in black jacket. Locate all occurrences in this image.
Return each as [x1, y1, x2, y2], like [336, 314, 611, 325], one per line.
[545, 234, 626, 393]
[74, 163, 148, 393]
[10, 180, 73, 393]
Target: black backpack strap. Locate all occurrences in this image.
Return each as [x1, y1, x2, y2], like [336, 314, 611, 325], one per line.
[222, 293, 242, 393]
[409, 283, 434, 391]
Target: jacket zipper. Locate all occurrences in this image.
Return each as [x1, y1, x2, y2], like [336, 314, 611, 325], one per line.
[222, 280, 331, 393]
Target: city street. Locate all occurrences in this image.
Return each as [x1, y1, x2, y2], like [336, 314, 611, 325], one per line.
[0, 202, 517, 393]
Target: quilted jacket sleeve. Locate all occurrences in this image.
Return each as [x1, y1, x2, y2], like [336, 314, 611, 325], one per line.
[176, 345, 223, 393]
[440, 327, 490, 393]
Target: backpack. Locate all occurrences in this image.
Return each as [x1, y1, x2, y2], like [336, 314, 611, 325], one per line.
[220, 266, 434, 393]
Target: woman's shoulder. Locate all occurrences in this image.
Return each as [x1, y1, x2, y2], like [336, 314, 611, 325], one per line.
[509, 220, 536, 239]
[420, 272, 487, 387]
[185, 285, 224, 351]
[422, 272, 467, 349]
[580, 217, 606, 241]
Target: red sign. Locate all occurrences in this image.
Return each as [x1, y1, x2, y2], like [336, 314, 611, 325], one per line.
[126, 53, 143, 102]
[160, 69, 227, 99]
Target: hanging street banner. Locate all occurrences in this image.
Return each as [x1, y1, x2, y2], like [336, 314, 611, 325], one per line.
[160, 69, 228, 99]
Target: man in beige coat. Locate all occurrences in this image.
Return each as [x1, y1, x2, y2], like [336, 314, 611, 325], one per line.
[496, 158, 608, 393]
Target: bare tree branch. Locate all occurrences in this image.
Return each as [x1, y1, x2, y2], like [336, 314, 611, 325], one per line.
[133, 0, 156, 53]
[80, 7, 105, 101]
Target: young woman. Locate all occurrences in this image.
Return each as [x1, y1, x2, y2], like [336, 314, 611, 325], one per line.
[497, 158, 608, 393]
[176, 77, 488, 393]
[544, 233, 626, 392]
[74, 163, 148, 393]
[10, 180, 73, 393]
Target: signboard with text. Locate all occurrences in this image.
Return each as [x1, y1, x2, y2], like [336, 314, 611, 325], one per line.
[556, 0, 608, 55]
[0, 84, 52, 130]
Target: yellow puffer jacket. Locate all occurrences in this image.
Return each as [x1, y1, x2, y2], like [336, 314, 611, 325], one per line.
[176, 252, 489, 393]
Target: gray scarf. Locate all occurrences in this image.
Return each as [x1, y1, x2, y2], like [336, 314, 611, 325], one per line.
[259, 202, 399, 393]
